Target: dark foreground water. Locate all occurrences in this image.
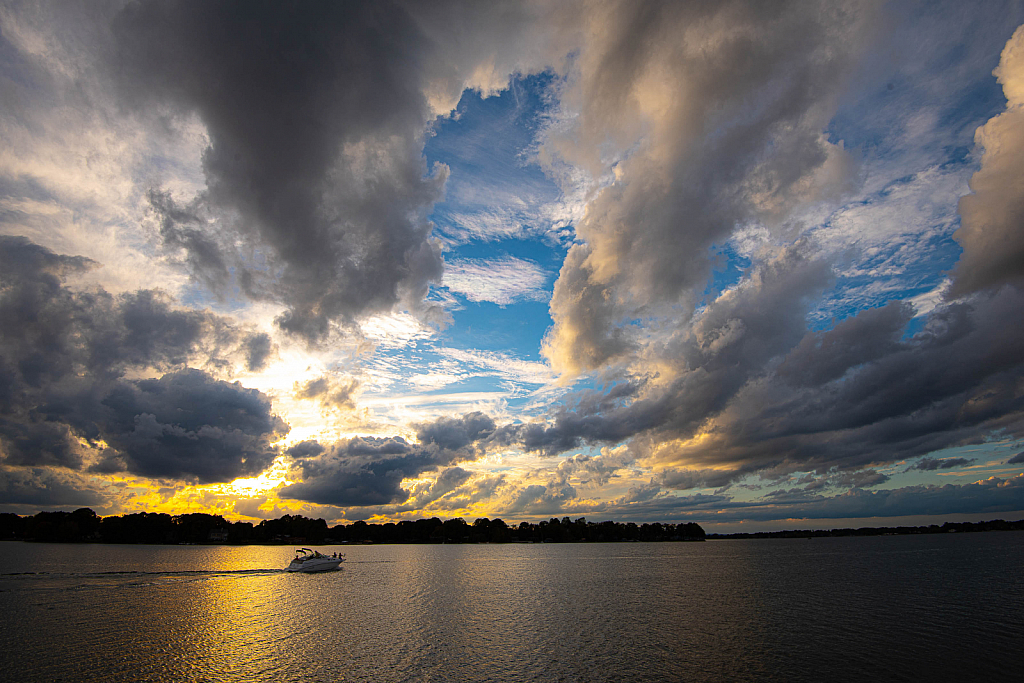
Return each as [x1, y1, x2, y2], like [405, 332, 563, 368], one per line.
[1, 533, 1021, 682]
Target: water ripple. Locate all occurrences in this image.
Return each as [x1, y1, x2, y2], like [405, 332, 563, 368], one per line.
[0, 534, 1021, 682]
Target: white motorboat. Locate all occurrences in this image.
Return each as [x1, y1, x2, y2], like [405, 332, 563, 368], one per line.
[286, 548, 344, 573]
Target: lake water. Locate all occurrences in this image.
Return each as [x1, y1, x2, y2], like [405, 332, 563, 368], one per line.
[1, 533, 1021, 682]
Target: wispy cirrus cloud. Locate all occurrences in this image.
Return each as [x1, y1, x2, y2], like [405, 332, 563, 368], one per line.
[439, 348, 554, 387]
[443, 256, 551, 306]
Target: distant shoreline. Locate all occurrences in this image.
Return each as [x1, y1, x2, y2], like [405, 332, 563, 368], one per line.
[3, 509, 1022, 544]
[707, 518, 1024, 539]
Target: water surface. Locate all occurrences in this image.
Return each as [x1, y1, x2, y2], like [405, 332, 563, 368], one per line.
[1, 533, 1021, 682]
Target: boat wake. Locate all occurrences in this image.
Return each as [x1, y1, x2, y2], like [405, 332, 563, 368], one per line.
[2, 569, 284, 578]
[0, 568, 291, 593]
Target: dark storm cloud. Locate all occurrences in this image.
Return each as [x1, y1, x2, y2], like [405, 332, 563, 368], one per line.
[752, 475, 1024, 522]
[2, 0, 565, 346]
[646, 286, 1024, 484]
[492, 380, 644, 455]
[285, 441, 325, 460]
[739, 469, 891, 497]
[1009, 452, 1024, 464]
[776, 301, 913, 387]
[93, 369, 286, 483]
[110, 0, 456, 342]
[658, 468, 739, 492]
[242, 333, 273, 373]
[732, 288, 1024, 461]
[0, 233, 96, 283]
[0, 235, 253, 382]
[280, 411, 496, 507]
[0, 237, 286, 483]
[0, 235, 98, 390]
[279, 436, 433, 507]
[824, 470, 890, 489]
[498, 246, 833, 459]
[0, 466, 106, 509]
[579, 475, 1024, 525]
[98, 290, 211, 370]
[0, 420, 88, 470]
[910, 457, 975, 471]
[147, 191, 231, 294]
[479, 252, 1024, 490]
[415, 411, 495, 452]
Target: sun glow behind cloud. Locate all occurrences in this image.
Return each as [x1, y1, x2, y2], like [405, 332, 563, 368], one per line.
[225, 460, 294, 497]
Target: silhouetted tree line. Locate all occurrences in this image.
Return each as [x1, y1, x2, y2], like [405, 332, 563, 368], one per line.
[328, 517, 706, 544]
[706, 519, 1024, 539]
[5, 510, 1022, 544]
[0, 509, 706, 544]
[0, 509, 328, 545]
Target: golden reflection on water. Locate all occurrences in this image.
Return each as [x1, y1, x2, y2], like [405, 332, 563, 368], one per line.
[4, 542, 770, 682]
[4, 535, 1023, 682]
[60, 546, 294, 681]
[154, 548, 284, 680]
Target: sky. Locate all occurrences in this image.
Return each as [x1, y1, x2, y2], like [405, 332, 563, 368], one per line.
[2, 0, 1024, 533]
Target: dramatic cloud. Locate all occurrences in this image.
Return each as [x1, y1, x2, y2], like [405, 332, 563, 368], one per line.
[0, 235, 254, 380]
[0, 236, 286, 483]
[65, 0, 567, 344]
[0, 466, 107, 510]
[415, 411, 495, 452]
[776, 301, 912, 387]
[109, 1, 450, 341]
[2, 3, 1023, 528]
[280, 412, 495, 507]
[764, 475, 1024, 520]
[279, 437, 441, 507]
[425, 466, 473, 500]
[502, 480, 577, 517]
[659, 468, 741, 492]
[583, 475, 1024, 525]
[553, 450, 632, 488]
[454, 19, 1024, 497]
[498, 245, 834, 456]
[285, 441, 326, 461]
[949, 25, 1024, 297]
[92, 369, 286, 483]
[242, 333, 274, 373]
[483, 247, 1024, 492]
[541, 2, 874, 374]
[910, 457, 976, 472]
[294, 376, 360, 410]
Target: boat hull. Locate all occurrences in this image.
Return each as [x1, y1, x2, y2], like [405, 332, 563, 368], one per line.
[286, 561, 342, 573]
[286, 557, 343, 573]
[286, 548, 344, 572]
